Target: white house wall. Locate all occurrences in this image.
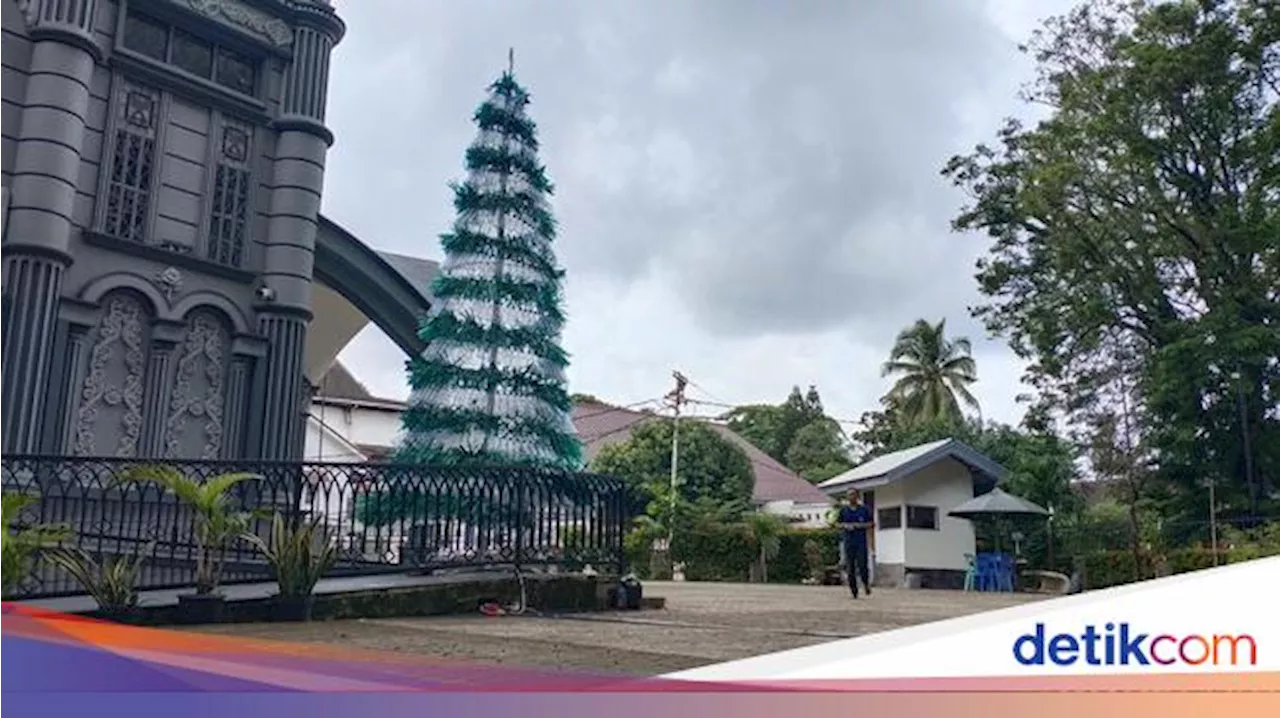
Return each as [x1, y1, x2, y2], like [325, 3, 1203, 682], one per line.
[871, 482, 906, 565]
[303, 414, 366, 463]
[308, 402, 402, 459]
[901, 457, 977, 571]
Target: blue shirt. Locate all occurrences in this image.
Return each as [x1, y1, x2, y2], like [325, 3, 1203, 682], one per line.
[839, 504, 872, 546]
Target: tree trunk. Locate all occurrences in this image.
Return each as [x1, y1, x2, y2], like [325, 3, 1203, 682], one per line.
[1127, 500, 1143, 581]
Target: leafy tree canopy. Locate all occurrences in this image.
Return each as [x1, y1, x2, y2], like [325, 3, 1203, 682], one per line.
[851, 409, 1083, 518]
[722, 385, 852, 483]
[589, 419, 755, 517]
[943, 0, 1279, 523]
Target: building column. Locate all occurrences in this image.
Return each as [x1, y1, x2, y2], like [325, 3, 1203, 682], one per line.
[1, 1, 102, 454]
[254, 5, 345, 460]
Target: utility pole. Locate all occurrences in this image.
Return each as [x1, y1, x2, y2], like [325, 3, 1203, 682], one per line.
[666, 371, 689, 506]
[665, 371, 689, 549]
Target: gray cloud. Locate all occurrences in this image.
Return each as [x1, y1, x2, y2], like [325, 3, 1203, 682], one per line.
[323, 0, 1043, 421]
[326, 1, 1015, 336]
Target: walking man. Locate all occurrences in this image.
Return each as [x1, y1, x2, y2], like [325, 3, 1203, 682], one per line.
[837, 488, 873, 598]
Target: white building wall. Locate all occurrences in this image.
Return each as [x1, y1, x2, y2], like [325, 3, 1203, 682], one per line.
[305, 402, 402, 461]
[303, 415, 365, 463]
[901, 458, 977, 571]
[761, 500, 832, 529]
[870, 482, 906, 565]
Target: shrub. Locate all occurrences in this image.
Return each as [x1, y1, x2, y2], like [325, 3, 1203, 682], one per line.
[627, 524, 841, 584]
[672, 523, 753, 581]
[1082, 544, 1275, 590]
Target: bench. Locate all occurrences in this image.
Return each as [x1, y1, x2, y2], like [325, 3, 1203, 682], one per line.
[1023, 569, 1071, 595]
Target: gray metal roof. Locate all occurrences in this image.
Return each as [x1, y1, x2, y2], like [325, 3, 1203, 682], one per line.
[817, 437, 1006, 494]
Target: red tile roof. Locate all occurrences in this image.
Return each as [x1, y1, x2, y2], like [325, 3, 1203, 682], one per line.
[572, 401, 831, 506]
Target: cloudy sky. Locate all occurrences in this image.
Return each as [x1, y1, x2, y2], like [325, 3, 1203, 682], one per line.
[320, 0, 1076, 429]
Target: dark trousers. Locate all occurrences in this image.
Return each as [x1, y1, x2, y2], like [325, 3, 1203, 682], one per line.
[845, 540, 870, 595]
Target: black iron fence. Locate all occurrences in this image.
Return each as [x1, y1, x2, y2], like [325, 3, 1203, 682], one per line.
[1, 455, 629, 599]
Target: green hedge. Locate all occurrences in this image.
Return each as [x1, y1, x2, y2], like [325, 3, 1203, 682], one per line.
[1082, 547, 1273, 590]
[625, 525, 842, 583]
[629, 525, 1278, 589]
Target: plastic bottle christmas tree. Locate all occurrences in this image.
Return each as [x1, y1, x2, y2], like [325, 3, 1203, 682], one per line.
[396, 58, 583, 472]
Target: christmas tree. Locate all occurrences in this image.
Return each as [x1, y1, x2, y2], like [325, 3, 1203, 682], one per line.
[395, 57, 583, 472]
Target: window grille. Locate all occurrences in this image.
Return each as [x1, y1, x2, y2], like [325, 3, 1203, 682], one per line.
[207, 121, 253, 267]
[101, 83, 159, 243]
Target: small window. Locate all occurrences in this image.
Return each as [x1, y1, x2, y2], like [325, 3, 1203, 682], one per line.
[877, 506, 902, 529]
[171, 30, 214, 79]
[906, 505, 939, 530]
[215, 49, 256, 95]
[122, 13, 168, 61]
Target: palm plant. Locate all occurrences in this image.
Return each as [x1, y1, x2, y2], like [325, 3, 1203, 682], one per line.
[742, 512, 788, 583]
[118, 465, 260, 595]
[881, 318, 980, 425]
[241, 513, 337, 599]
[45, 545, 153, 616]
[2, 493, 72, 597]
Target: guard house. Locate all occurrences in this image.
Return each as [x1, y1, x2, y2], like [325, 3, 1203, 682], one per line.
[818, 439, 1006, 588]
[1, 0, 434, 460]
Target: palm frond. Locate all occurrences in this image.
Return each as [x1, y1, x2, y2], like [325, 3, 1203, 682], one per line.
[950, 381, 982, 410]
[119, 464, 203, 505]
[199, 472, 261, 506]
[940, 355, 978, 378]
[880, 359, 922, 378]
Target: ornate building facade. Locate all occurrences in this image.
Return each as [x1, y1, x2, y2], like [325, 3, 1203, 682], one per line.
[2, 0, 433, 461]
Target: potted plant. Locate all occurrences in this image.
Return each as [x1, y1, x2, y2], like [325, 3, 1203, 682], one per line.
[120, 465, 260, 624]
[45, 545, 153, 623]
[2, 492, 72, 598]
[242, 513, 337, 621]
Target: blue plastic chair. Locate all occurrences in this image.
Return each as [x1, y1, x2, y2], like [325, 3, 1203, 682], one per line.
[997, 553, 1016, 592]
[993, 550, 1013, 591]
[974, 552, 999, 592]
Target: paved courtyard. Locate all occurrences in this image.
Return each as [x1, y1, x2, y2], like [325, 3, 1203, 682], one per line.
[203, 581, 1044, 676]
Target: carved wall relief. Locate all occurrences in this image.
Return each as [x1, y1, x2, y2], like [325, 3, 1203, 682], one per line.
[163, 311, 230, 459]
[178, 0, 294, 47]
[71, 293, 150, 457]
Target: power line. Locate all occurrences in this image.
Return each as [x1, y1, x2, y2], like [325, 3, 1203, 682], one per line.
[572, 397, 664, 422]
[578, 413, 655, 443]
[685, 378, 731, 407]
[682, 396, 867, 427]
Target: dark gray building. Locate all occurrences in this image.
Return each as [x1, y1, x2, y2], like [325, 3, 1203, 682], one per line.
[2, 0, 434, 461]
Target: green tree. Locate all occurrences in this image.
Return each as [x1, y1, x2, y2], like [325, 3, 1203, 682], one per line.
[723, 385, 851, 480]
[722, 404, 788, 460]
[943, 0, 1280, 524]
[881, 319, 980, 425]
[785, 418, 853, 483]
[590, 418, 754, 518]
[851, 412, 1081, 520]
[397, 66, 582, 471]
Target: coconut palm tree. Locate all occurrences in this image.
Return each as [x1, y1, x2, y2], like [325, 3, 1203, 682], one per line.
[881, 318, 980, 425]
